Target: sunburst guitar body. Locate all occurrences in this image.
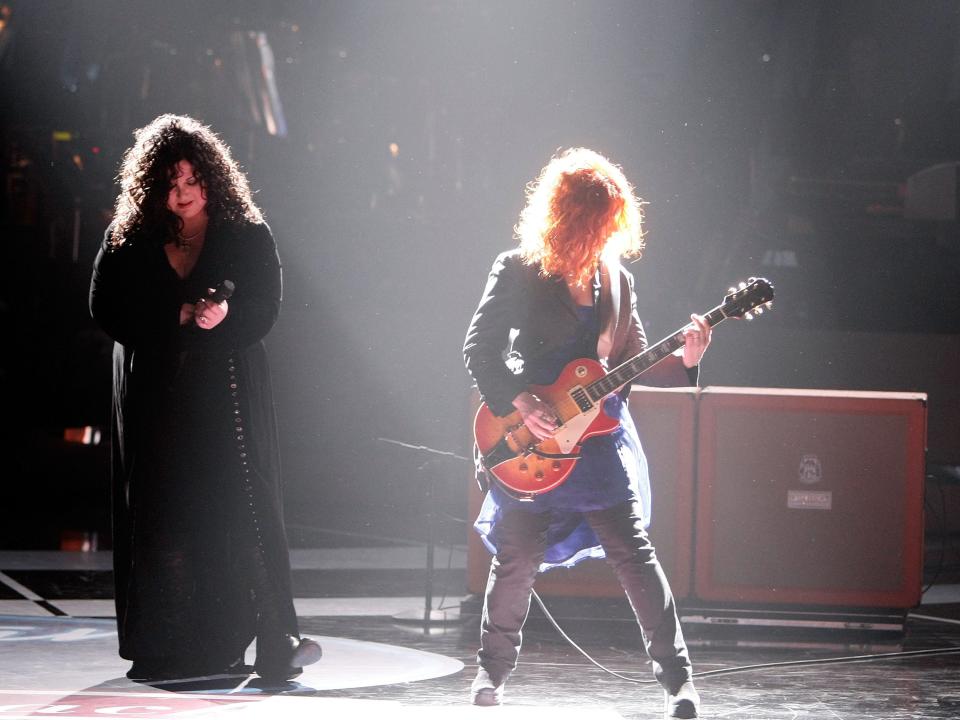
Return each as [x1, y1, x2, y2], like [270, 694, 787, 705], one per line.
[473, 357, 619, 496]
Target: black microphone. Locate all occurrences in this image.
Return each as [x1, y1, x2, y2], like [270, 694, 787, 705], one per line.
[206, 280, 235, 304]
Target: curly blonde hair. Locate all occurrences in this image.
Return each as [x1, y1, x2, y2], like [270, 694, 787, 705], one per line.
[109, 114, 262, 246]
[516, 148, 645, 286]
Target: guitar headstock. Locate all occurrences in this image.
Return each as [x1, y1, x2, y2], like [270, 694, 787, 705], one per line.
[722, 277, 775, 320]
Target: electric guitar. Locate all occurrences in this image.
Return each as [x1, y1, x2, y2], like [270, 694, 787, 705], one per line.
[473, 277, 775, 499]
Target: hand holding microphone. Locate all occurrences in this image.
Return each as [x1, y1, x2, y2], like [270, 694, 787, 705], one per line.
[195, 280, 234, 330]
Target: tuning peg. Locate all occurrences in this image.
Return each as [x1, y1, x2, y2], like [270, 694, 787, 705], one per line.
[754, 306, 764, 315]
[744, 312, 754, 321]
[738, 281, 747, 290]
[728, 286, 737, 294]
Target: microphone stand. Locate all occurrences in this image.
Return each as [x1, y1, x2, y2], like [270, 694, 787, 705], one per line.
[377, 436, 470, 632]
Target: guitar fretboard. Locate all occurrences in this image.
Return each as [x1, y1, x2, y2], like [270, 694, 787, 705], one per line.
[585, 304, 727, 401]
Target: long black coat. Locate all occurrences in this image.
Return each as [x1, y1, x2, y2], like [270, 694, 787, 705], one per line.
[90, 220, 298, 669]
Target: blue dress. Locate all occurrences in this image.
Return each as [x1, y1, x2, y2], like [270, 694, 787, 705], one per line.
[474, 305, 653, 571]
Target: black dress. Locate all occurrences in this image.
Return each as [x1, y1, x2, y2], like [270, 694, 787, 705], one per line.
[90, 219, 300, 675]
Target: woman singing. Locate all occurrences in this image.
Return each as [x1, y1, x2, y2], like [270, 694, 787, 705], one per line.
[463, 148, 708, 718]
[90, 114, 320, 682]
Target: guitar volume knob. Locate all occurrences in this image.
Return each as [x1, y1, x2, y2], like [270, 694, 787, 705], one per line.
[519, 463, 528, 473]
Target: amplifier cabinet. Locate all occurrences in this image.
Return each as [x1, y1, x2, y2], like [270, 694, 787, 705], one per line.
[694, 387, 927, 608]
[467, 386, 697, 600]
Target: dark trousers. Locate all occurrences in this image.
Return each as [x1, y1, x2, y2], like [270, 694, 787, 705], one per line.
[478, 500, 692, 691]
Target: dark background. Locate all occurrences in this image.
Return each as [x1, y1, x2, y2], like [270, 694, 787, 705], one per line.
[2, 0, 959, 549]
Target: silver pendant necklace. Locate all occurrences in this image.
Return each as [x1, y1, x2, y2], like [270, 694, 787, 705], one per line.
[176, 227, 204, 250]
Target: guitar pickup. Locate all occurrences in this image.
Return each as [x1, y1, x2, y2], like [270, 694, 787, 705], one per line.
[570, 386, 593, 412]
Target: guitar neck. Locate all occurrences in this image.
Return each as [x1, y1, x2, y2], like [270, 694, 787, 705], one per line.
[585, 303, 728, 401]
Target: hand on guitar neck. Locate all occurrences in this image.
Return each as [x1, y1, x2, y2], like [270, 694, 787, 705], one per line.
[680, 313, 712, 369]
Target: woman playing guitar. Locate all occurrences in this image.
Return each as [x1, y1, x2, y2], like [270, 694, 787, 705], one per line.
[463, 148, 710, 718]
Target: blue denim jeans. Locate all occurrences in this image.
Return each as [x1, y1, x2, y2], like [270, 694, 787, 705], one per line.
[478, 499, 692, 691]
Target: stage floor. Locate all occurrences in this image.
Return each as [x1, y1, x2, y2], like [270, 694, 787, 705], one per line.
[1, 548, 960, 719]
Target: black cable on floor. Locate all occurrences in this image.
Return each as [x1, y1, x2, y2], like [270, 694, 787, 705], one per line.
[530, 588, 658, 684]
[922, 473, 949, 594]
[435, 540, 459, 612]
[531, 589, 960, 684]
[692, 646, 960, 679]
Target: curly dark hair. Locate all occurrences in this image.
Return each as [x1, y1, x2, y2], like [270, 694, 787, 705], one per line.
[109, 114, 263, 246]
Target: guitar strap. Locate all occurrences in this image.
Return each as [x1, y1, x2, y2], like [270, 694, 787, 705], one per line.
[596, 256, 621, 367]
